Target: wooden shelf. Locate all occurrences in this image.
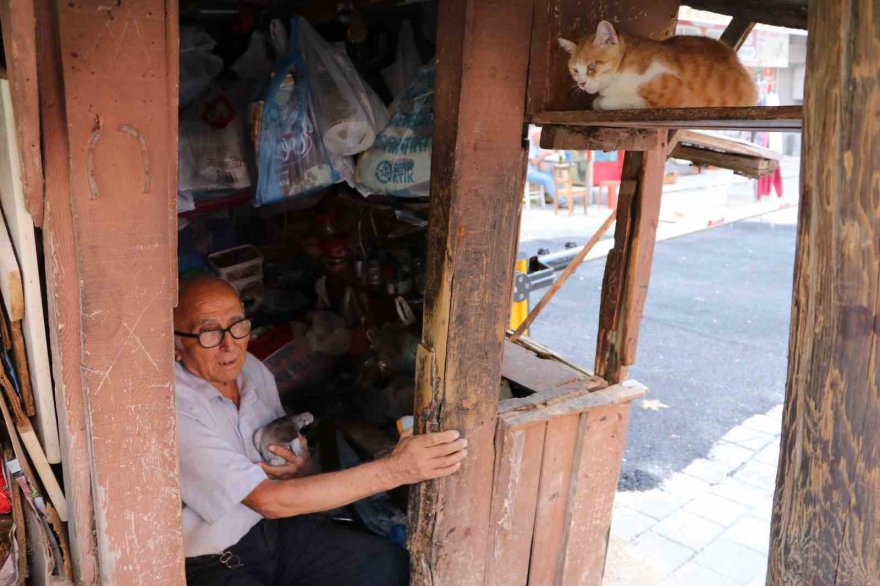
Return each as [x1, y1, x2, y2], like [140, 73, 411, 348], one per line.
[532, 106, 802, 131]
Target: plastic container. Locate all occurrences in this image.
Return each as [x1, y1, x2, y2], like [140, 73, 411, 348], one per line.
[208, 245, 264, 286]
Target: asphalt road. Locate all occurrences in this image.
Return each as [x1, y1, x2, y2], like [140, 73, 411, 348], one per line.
[522, 219, 797, 490]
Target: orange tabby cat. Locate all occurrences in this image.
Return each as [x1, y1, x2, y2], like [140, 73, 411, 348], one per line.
[559, 21, 758, 110]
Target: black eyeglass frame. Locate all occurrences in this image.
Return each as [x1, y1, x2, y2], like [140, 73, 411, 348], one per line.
[174, 319, 253, 349]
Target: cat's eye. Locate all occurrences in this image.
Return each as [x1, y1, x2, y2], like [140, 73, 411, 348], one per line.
[587, 62, 597, 72]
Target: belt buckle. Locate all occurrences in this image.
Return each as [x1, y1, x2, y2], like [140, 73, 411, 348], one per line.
[219, 550, 244, 569]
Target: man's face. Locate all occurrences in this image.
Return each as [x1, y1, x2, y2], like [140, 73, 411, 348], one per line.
[174, 280, 249, 387]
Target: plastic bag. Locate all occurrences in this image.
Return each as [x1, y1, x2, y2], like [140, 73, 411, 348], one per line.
[355, 64, 434, 197]
[179, 27, 224, 109]
[179, 84, 252, 193]
[255, 18, 353, 205]
[231, 31, 274, 81]
[381, 20, 420, 98]
[298, 17, 389, 156]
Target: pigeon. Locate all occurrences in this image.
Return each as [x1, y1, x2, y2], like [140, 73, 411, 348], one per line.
[254, 412, 315, 466]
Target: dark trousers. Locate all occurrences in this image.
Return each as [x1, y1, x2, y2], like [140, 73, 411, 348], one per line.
[185, 516, 409, 586]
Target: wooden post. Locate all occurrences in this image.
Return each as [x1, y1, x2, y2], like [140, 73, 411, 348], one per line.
[594, 136, 668, 383]
[768, 0, 880, 583]
[407, 0, 533, 584]
[53, 1, 184, 582]
[34, 0, 100, 580]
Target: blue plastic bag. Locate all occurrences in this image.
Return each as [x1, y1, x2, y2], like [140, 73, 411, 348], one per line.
[255, 18, 353, 205]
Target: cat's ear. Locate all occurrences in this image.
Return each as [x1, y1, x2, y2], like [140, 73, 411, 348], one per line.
[594, 20, 619, 46]
[558, 37, 578, 54]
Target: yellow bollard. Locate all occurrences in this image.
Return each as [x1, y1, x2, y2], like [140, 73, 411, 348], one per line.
[509, 255, 529, 334]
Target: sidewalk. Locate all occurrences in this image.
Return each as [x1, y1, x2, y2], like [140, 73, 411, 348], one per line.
[603, 403, 783, 586]
[519, 157, 801, 255]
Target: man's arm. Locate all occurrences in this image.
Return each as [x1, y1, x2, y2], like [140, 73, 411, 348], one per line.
[243, 430, 467, 519]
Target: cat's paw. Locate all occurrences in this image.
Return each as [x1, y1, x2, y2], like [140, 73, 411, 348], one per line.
[592, 96, 609, 111]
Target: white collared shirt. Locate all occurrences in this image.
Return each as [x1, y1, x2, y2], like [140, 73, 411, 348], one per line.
[175, 352, 285, 557]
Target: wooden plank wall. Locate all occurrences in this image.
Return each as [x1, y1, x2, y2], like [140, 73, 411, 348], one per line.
[50, 0, 185, 582]
[34, 0, 100, 580]
[768, 0, 880, 583]
[486, 398, 637, 586]
[526, 0, 679, 114]
[407, 0, 534, 584]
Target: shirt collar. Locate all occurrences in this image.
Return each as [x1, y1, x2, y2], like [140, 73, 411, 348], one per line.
[174, 359, 257, 405]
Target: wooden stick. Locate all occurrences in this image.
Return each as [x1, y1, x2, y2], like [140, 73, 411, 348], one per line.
[719, 17, 756, 51]
[3, 447, 27, 585]
[510, 210, 617, 342]
[10, 322, 34, 416]
[0, 375, 67, 521]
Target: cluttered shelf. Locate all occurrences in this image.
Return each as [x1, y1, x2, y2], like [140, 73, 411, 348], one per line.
[531, 106, 803, 131]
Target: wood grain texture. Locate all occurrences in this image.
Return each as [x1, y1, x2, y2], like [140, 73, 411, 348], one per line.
[559, 405, 633, 585]
[670, 144, 778, 178]
[768, 0, 880, 583]
[526, 0, 679, 114]
[540, 125, 662, 152]
[34, 0, 100, 578]
[527, 415, 579, 586]
[595, 135, 668, 383]
[484, 423, 545, 586]
[55, 1, 185, 582]
[531, 106, 803, 130]
[408, 0, 533, 584]
[0, 0, 45, 226]
[0, 80, 60, 462]
[3, 447, 27, 584]
[0, 216, 23, 321]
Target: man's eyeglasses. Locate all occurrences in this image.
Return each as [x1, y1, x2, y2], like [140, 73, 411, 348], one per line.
[174, 319, 252, 349]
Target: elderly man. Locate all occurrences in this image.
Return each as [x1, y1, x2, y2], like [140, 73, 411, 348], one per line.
[174, 276, 467, 585]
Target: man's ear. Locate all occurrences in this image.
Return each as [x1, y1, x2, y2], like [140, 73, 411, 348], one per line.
[558, 37, 578, 55]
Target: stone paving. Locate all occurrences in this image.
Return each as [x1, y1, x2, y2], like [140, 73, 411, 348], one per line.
[603, 404, 783, 586]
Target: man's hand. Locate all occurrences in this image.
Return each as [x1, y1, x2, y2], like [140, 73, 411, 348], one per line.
[382, 430, 468, 486]
[258, 435, 311, 480]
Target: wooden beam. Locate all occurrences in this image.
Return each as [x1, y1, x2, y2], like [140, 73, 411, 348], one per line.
[683, 0, 807, 30]
[407, 0, 533, 584]
[719, 17, 756, 51]
[768, 0, 880, 582]
[54, 1, 185, 582]
[540, 126, 662, 151]
[531, 106, 803, 131]
[595, 133, 668, 383]
[0, 0, 45, 226]
[670, 144, 778, 178]
[34, 0, 99, 579]
[510, 210, 617, 342]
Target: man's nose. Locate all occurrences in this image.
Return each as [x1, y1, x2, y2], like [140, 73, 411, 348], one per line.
[219, 329, 237, 351]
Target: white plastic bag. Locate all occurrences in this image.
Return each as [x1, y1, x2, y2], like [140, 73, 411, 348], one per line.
[381, 21, 420, 98]
[355, 64, 433, 197]
[179, 85, 252, 193]
[179, 27, 224, 109]
[232, 31, 274, 81]
[298, 18, 390, 156]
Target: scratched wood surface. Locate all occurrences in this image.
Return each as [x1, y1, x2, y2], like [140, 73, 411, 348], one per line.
[768, 0, 880, 583]
[34, 0, 100, 579]
[407, 0, 533, 584]
[55, 0, 185, 583]
[0, 0, 45, 226]
[484, 422, 545, 586]
[526, 0, 679, 114]
[559, 404, 633, 585]
[594, 135, 667, 383]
